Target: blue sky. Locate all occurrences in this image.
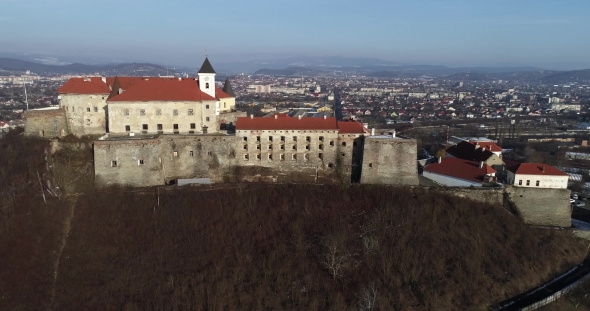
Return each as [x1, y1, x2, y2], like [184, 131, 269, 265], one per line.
[0, 0, 589, 69]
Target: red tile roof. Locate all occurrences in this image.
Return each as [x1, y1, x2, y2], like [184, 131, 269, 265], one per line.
[215, 87, 232, 99]
[337, 121, 370, 134]
[57, 77, 110, 94]
[508, 163, 567, 176]
[237, 116, 339, 131]
[469, 141, 502, 152]
[108, 78, 217, 102]
[424, 157, 496, 183]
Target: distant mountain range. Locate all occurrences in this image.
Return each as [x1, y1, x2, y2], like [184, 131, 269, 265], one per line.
[0, 58, 176, 76]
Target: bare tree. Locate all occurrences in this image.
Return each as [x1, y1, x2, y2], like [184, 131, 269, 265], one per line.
[357, 284, 378, 311]
[320, 236, 351, 280]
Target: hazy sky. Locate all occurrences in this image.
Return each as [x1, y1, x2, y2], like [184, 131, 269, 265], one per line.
[0, 0, 589, 69]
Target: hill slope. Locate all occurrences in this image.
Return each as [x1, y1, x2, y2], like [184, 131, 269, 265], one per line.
[0, 132, 586, 311]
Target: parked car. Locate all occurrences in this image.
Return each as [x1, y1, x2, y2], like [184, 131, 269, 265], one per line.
[570, 199, 576, 204]
[574, 201, 586, 208]
[572, 194, 579, 200]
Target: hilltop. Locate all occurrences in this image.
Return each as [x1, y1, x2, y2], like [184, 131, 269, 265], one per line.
[0, 131, 587, 310]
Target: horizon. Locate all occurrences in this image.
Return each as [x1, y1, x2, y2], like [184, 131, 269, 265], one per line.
[1, 0, 589, 71]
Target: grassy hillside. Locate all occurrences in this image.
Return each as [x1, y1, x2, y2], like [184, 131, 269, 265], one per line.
[0, 133, 588, 310]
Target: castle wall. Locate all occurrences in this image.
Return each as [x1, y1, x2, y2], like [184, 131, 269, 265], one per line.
[94, 139, 163, 187]
[505, 186, 571, 227]
[60, 94, 108, 136]
[360, 137, 419, 185]
[107, 100, 219, 135]
[23, 108, 68, 138]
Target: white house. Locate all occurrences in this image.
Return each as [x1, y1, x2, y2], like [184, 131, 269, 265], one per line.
[506, 163, 568, 189]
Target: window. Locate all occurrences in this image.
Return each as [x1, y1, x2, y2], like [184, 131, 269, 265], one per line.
[140, 109, 145, 116]
[293, 136, 297, 142]
[206, 117, 210, 122]
[319, 153, 323, 159]
[173, 109, 178, 116]
[342, 153, 346, 157]
[123, 109, 129, 116]
[87, 107, 91, 112]
[243, 144, 248, 150]
[292, 154, 297, 160]
[342, 142, 347, 146]
[518, 180, 522, 186]
[189, 151, 194, 157]
[190, 123, 196, 129]
[280, 154, 285, 161]
[268, 154, 273, 160]
[280, 144, 285, 150]
[319, 136, 324, 142]
[243, 137, 248, 142]
[156, 109, 161, 116]
[369, 163, 373, 168]
[205, 82, 209, 89]
[268, 145, 272, 150]
[256, 136, 261, 142]
[304, 154, 309, 160]
[306, 136, 311, 142]
[138, 159, 144, 166]
[329, 140, 334, 146]
[72, 107, 75, 112]
[157, 124, 163, 133]
[536, 180, 540, 187]
[111, 161, 117, 167]
[125, 125, 130, 132]
[224, 102, 226, 108]
[188, 109, 194, 115]
[208, 151, 212, 156]
[206, 104, 210, 109]
[256, 154, 261, 160]
[256, 144, 261, 150]
[292, 144, 297, 150]
[281, 136, 285, 142]
[94, 107, 98, 112]
[142, 124, 148, 130]
[305, 145, 310, 150]
[319, 144, 324, 150]
[244, 154, 249, 161]
[173, 151, 178, 157]
[526, 180, 530, 186]
[173, 124, 179, 130]
[328, 163, 333, 168]
[66, 106, 69, 111]
[269, 136, 273, 141]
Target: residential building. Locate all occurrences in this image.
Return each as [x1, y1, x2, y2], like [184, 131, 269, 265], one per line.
[506, 163, 568, 189]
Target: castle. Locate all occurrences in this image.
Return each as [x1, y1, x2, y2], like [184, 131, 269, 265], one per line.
[24, 57, 419, 186]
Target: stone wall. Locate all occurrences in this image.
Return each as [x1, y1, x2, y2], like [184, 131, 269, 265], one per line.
[60, 94, 108, 136]
[23, 109, 68, 138]
[436, 187, 504, 206]
[505, 186, 571, 227]
[360, 137, 419, 185]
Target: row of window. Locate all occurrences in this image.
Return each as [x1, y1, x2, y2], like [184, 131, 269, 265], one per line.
[125, 121, 209, 133]
[244, 143, 347, 151]
[244, 136, 353, 147]
[243, 152, 345, 161]
[66, 106, 100, 112]
[110, 150, 212, 167]
[518, 180, 541, 187]
[122, 106, 211, 117]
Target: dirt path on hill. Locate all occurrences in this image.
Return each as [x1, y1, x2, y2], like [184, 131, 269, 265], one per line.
[47, 196, 77, 311]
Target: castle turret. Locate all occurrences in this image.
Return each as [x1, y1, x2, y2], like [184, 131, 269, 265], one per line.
[222, 78, 235, 97]
[198, 57, 216, 98]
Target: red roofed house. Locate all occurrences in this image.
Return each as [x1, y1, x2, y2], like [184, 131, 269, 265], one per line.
[446, 140, 504, 171]
[506, 163, 568, 189]
[56, 57, 237, 136]
[235, 115, 370, 180]
[423, 157, 497, 187]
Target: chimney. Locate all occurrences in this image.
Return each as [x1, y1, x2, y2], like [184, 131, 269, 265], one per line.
[274, 114, 278, 119]
[541, 166, 545, 173]
[101, 77, 106, 84]
[479, 161, 484, 169]
[250, 114, 254, 119]
[371, 128, 375, 136]
[323, 115, 327, 119]
[392, 130, 396, 138]
[298, 115, 302, 120]
[438, 157, 442, 164]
